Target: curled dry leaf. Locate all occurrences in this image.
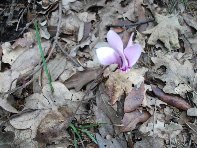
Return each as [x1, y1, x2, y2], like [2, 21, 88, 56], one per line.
[121, 110, 150, 132]
[151, 85, 191, 110]
[0, 70, 19, 113]
[64, 68, 101, 91]
[2, 42, 26, 65]
[124, 82, 145, 113]
[105, 68, 147, 104]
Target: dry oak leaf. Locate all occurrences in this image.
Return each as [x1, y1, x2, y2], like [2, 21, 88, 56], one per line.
[105, 67, 148, 104]
[151, 50, 195, 98]
[143, 13, 183, 50]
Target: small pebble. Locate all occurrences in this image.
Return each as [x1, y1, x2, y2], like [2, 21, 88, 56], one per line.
[187, 108, 197, 117]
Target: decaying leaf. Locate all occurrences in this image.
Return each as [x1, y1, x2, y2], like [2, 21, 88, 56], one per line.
[140, 120, 183, 139]
[2, 42, 26, 65]
[35, 110, 70, 143]
[41, 54, 67, 86]
[186, 122, 197, 144]
[95, 84, 122, 136]
[2, 31, 35, 65]
[11, 41, 51, 75]
[0, 131, 15, 147]
[0, 70, 19, 93]
[12, 31, 35, 49]
[151, 50, 195, 98]
[0, 70, 19, 113]
[59, 61, 77, 82]
[96, 133, 127, 148]
[182, 13, 197, 31]
[10, 82, 82, 142]
[0, 97, 18, 113]
[106, 68, 147, 104]
[151, 85, 191, 110]
[143, 13, 183, 50]
[134, 136, 164, 148]
[121, 110, 150, 132]
[124, 82, 145, 113]
[64, 68, 101, 91]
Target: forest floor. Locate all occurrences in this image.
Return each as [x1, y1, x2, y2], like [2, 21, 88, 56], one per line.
[0, 0, 196, 147]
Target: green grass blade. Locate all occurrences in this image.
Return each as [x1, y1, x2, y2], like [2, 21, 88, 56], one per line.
[73, 133, 78, 148]
[81, 129, 98, 144]
[80, 122, 107, 129]
[34, 21, 54, 92]
[69, 124, 82, 141]
[80, 124, 99, 129]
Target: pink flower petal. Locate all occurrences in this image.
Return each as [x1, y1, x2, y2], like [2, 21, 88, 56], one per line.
[124, 44, 142, 67]
[96, 47, 121, 66]
[107, 30, 124, 54]
[126, 32, 134, 48]
[107, 30, 129, 69]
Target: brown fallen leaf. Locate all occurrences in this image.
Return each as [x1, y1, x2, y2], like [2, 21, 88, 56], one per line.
[151, 85, 191, 110]
[64, 68, 101, 91]
[124, 83, 145, 113]
[35, 110, 70, 144]
[121, 110, 150, 132]
[106, 68, 147, 104]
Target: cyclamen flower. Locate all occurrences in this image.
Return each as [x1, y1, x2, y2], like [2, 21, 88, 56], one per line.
[96, 30, 142, 72]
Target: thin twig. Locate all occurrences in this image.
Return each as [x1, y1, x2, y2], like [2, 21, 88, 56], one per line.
[18, 17, 37, 37]
[106, 18, 155, 28]
[50, 0, 62, 54]
[3, 79, 33, 96]
[6, 0, 16, 25]
[16, 8, 27, 31]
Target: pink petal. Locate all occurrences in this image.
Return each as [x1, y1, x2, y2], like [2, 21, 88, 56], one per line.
[126, 32, 134, 48]
[107, 30, 124, 55]
[107, 30, 129, 69]
[124, 44, 142, 67]
[96, 47, 121, 66]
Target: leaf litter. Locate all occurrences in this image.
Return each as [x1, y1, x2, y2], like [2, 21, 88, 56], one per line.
[0, 0, 197, 147]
